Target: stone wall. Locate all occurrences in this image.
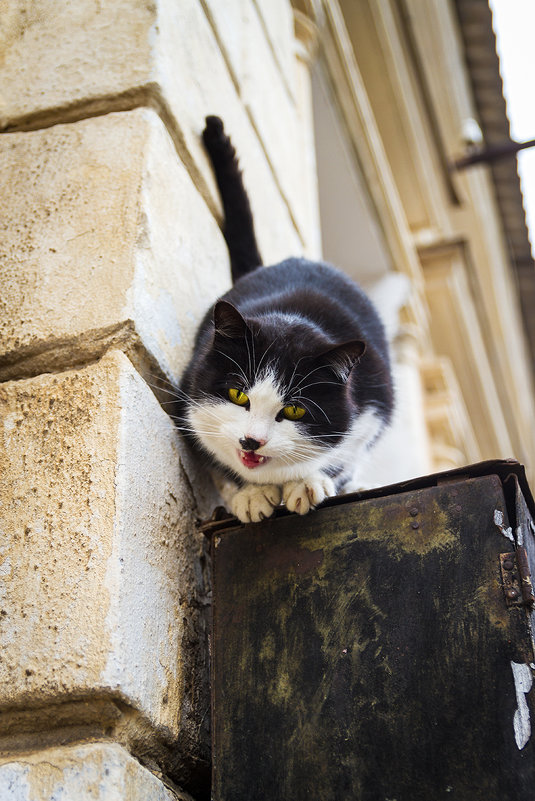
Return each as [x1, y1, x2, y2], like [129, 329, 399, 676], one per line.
[0, 1, 315, 798]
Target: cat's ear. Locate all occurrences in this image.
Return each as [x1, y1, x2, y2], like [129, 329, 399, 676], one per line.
[213, 300, 250, 339]
[317, 340, 366, 381]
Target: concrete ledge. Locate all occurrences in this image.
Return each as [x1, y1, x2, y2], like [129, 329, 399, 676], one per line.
[0, 742, 193, 801]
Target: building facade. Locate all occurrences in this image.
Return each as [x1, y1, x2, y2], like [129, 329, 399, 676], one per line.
[1, 0, 534, 798]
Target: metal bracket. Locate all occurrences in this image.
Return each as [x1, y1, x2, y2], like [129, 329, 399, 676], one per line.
[500, 549, 535, 608]
[452, 137, 535, 170]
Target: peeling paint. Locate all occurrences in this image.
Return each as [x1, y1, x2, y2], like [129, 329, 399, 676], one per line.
[494, 509, 514, 542]
[511, 661, 533, 749]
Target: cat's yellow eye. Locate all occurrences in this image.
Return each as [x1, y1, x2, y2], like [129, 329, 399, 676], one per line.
[228, 388, 249, 406]
[282, 404, 306, 421]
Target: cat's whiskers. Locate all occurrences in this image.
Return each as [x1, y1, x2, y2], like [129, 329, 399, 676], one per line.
[286, 356, 307, 394]
[273, 451, 295, 467]
[146, 376, 222, 413]
[147, 370, 190, 389]
[145, 381, 213, 411]
[292, 363, 329, 392]
[155, 386, 229, 424]
[299, 396, 332, 424]
[159, 399, 186, 408]
[214, 350, 249, 385]
[254, 337, 280, 382]
[301, 431, 347, 438]
[183, 429, 228, 439]
[294, 379, 342, 392]
[243, 332, 253, 382]
[283, 440, 326, 460]
[173, 416, 223, 431]
[250, 331, 257, 383]
[168, 412, 227, 433]
[151, 375, 356, 473]
[227, 371, 245, 384]
[147, 381, 228, 422]
[286, 445, 325, 460]
[145, 381, 182, 399]
[175, 425, 228, 439]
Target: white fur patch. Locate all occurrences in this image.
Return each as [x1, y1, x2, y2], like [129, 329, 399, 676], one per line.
[189, 372, 386, 509]
[326, 408, 385, 487]
[188, 372, 328, 484]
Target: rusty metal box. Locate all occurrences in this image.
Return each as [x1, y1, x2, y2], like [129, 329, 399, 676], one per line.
[207, 460, 535, 800]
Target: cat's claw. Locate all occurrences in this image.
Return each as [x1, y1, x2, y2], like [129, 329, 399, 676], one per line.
[282, 474, 335, 515]
[231, 484, 282, 523]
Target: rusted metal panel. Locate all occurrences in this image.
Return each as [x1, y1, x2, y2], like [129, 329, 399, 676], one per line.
[210, 463, 535, 800]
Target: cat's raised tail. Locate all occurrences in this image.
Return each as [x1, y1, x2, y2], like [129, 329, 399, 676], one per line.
[203, 116, 263, 282]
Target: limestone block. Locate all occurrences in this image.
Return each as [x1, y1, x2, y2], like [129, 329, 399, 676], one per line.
[201, 0, 311, 244]
[0, 1, 155, 125]
[0, 0, 307, 258]
[0, 351, 210, 774]
[254, 0, 296, 88]
[202, 0, 295, 100]
[0, 108, 230, 383]
[157, 0, 306, 262]
[0, 743, 192, 801]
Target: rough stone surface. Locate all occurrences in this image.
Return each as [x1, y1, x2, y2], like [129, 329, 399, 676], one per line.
[254, 0, 296, 90]
[0, 3, 323, 796]
[137, 0, 308, 262]
[201, 0, 309, 240]
[0, 108, 230, 383]
[0, 351, 211, 788]
[0, 0, 307, 259]
[0, 742, 193, 800]
[0, 1, 155, 125]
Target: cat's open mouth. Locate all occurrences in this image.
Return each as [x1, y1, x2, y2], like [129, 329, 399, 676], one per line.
[238, 449, 270, 469]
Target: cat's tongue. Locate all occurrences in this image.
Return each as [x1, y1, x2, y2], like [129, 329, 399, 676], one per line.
[239, 449, 270, 469]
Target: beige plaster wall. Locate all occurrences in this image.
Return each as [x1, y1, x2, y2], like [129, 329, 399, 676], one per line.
[0, 1, 314, 798]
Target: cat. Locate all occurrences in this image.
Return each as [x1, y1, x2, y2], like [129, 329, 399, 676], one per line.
[177, 116, 394, 524]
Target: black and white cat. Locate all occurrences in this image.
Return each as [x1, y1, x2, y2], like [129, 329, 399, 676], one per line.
[177, 116, 394, 523]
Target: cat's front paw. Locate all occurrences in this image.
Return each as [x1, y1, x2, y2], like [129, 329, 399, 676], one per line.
[282, 474, 335, 515]
[231, 484, 282, 523]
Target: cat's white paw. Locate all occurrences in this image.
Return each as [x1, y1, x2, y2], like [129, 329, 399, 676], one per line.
[231, 484, 282, 523]
[282, 474, 335, 515]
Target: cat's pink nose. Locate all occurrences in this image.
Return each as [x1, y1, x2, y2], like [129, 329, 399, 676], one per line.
[239, 437, 266, 451]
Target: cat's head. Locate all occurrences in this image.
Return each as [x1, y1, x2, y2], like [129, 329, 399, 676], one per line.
[184, 301, 367, 484]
